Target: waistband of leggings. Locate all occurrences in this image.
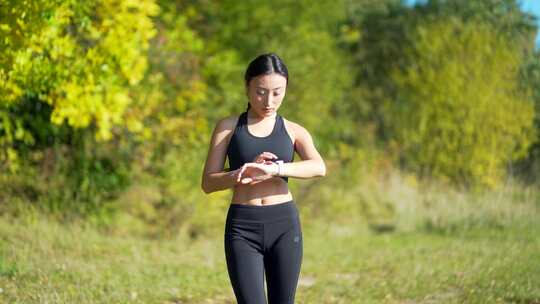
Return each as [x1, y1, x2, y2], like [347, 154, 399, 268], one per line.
[226, 200, 298, 222]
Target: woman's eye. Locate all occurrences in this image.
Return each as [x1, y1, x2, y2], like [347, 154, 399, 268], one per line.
[256, 89, 282, 96]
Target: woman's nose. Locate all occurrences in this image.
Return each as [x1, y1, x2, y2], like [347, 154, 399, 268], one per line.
[265, 94, 273, 105]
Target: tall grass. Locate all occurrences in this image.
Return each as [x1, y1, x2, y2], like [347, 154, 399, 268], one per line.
[1, 150, 539, 303]
[296, 152, 539, 236]
[2, 148, 538, 239]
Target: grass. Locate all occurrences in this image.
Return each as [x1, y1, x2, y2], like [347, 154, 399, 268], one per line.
[0, 210, 538, 303]
[1, 162, 539, 303]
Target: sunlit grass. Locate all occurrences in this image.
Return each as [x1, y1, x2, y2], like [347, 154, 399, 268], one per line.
[1, 208, 538, 303]
[2, 162, 539, 303]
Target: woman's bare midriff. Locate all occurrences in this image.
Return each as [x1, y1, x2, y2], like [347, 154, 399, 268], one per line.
[231, 176, 293, 206]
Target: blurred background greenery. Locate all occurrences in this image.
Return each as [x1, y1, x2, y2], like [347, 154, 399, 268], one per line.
[1, 0, 539, 302]
[2, 0, 539, 236]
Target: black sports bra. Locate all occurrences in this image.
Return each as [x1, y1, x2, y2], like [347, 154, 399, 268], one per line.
[226, 111, 294, 183]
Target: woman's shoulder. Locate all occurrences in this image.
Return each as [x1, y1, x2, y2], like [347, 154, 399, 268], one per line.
[282, 116, 308, 134]
[215, 112, 244, 131]
[210, 113, 244, 149]
[281, 116, 311, 144]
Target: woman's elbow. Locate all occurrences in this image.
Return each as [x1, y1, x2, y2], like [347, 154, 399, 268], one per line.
[318, 161, 326, 177]
[201, 176, 212, 194]
[201, 184, 210, 194]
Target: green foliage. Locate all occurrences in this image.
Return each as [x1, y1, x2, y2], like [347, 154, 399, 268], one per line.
[338, 1, 413, 150]
[1, 0, 540, 229]
[0, 131, 131, 218]
[186, 0, 355, 154]
[386, 18, 535, 188]
[0, 0, 159, 171]
[417, 0, 538, 46]
[128, 0, 208, 147]
[341, 0, 540, 187]
[514, 52, 540, 182]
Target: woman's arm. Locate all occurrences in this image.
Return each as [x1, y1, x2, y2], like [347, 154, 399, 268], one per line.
[237, 123, 326, 183]
[201, 117, 242, 194]
[279, 123, 326, 179]
[277, 159, 325, 179]
[203, 169, 242, 194]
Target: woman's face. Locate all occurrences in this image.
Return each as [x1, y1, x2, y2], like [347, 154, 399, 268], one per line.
[246, 73, 287, 117]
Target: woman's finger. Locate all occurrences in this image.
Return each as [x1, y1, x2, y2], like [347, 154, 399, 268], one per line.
[236, 165, 242, 182]
[245, 162, 271, 175]
[237, 164, 247, 182]
[254, 152, 277, 163]
[247, 174, 272, 185]
[263, 152, 278, 159]
[236, 163, 275, 185]
[241, 177, 253, 184]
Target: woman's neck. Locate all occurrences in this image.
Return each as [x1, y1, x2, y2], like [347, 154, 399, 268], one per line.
[246, 109, 277, 122]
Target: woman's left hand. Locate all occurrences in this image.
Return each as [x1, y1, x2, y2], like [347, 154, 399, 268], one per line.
[237, 162, 278, 185]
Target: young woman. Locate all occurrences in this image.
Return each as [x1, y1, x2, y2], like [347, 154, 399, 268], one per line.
[201, 53, 326, 304]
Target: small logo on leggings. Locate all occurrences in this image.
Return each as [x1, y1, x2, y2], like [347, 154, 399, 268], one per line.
[294, 236, 300, 243]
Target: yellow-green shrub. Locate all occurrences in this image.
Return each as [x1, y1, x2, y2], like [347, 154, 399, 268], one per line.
[386, 18, 536, 188]
[0, 0, 159, 170]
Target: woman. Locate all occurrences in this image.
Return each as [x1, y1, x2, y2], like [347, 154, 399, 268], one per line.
[201, 53, 326, 304]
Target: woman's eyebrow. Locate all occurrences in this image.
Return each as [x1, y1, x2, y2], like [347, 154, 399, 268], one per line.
[256, 86, 283, 90]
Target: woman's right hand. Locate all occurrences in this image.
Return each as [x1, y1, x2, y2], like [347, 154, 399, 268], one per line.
[233, 152, 278, 186]
[253, 152, 278, 164]
[234, 162, 278, 185]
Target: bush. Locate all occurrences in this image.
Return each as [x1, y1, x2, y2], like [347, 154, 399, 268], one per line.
[386, 18, 535, 188]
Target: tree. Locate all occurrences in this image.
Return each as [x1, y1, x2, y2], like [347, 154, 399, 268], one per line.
[387, 18, 535, 187]
[183, 0, 355, 154]
[0, 0, 159, 170]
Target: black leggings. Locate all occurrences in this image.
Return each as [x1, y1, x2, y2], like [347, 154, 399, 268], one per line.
[224, 200, 303, 304]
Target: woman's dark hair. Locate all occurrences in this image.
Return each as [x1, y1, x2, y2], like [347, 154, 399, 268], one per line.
[244, 53, 289, 111]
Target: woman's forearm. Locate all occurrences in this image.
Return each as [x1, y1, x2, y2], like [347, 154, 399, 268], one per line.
[202, 159, 326, 193]
[202, 169, 239, 194]
[278, 159, 326, 179]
